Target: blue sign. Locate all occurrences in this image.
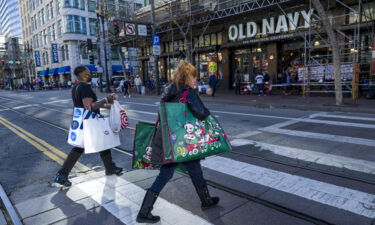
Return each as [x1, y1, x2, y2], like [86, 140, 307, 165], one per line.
[152, 35, 160, 46]
[70, 132, 77, 141]
[73, 108, 82, 118]
[34, 51, 41, 67]
[51, 43, 59, 63]
[71, 120, 79, 130]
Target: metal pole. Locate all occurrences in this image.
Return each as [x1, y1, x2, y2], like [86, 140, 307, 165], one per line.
[101, 14, 111, 93]
[96, 9, 103, 92]
[150, 0, 161, 95]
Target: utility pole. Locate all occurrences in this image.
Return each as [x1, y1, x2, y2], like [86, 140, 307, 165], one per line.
[97, 0, 111, 93]
[150, 0, 161, 95]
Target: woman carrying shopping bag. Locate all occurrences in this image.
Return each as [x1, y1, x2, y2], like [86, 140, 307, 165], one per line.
[136, 60, 221, 223]
[54, 65, 123, 187]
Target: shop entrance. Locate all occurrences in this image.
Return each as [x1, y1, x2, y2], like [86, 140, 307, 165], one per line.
[234, 53, 268, 82]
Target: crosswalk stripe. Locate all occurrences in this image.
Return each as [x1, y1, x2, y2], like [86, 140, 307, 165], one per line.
[201, 156, 375, 218]
[260, 127, 375, 147]
[73, 174, 213, 225]
[315, 114, 375, 122]
[231, 139, 375, 175]
[299, 118, 375, 129]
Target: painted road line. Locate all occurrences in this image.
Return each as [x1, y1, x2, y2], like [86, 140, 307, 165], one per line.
[73, 174, 213, 225]
[42, 99, 70, 105]
[232, 131, 262, 139]
[313, 114, 375, 122]
[0, 117, 90, 172]
[0, 119, 65, 165]
[202, 156, 375, 218]
[260, 127, 375, 147]
[298, 118, 375, 129]
[231, 139, 375, 175]
[12, 104, 36, 110]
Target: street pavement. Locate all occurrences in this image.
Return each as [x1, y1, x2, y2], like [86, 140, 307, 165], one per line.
[0, 89, 375, 225]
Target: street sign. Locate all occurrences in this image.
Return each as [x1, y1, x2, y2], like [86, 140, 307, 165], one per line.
[34, 51, 41, 67]
[152, 35, 161, 56]
[51, 43, 59, 63]
[125, 23, 136, 36]
[138, 24, 147, 36]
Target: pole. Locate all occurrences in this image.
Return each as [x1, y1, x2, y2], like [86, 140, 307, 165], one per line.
[101, 15, 111, 93]
[96, 9, 103, 93]
[150, 0, 161, 95]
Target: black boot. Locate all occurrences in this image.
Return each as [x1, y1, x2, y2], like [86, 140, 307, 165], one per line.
[54, 172, 72, 187]
[195, 183, 220, 210]
[105, 165, 123, 176]
[136, 190, 160, 223]
[100, 151, 123, 176]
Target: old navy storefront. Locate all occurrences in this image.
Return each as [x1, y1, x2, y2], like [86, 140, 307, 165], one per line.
[223, 9, 314, 89]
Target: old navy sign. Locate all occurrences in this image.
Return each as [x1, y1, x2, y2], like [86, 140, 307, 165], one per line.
[228, 9, 314, 41]
[51, 43, 59, 63]
[34, 51, 41, 67]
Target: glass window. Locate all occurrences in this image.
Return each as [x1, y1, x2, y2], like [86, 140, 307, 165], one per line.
[204, 35, 210, 46]
[199, 36, 204, 47]
[56, 0, 60, 15]
[65, 45, 69, 60]
[89, 18, 97, 36]
[46, 5, 50, 20]
[80, 17, 86, 34]
[43, 29, 47, 45]
[50, 2, 54, 18]
[51, 24, 56, 41]
[41, 9, 45, 24]
[111, 46, 119, 60]
[47, 26, 51, 43]
[211, 33, 217, 45]
[57, 20, 62, 37]
[61, 46, 65, 61]
[217, 32, 222, 45]
[64, 15, 86, 34]
[88, 0, 96, 12]
[64, 0, 84, 10]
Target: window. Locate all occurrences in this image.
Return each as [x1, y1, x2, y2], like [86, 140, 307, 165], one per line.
[111, 46, 119, 60]
[135, 3, 143, 10]
[89, 18, 97, 36]
[88, 0, 96, 12]
[47, 26, 51, 43]
[65, 45, 69, 60]
[61, 46, 65, 61]
[50, 2, 54, 19]
[217, 32, 222, 45]
[51, 24, 56, 41]
[46, 5, 50, 20]
[45, 52, 49, 65]
[211, 33, 217, 45]
[64, 15, 86, 34]
[199, 36, 204, 47]
[43, 29, 47, 45]
[204, 35, 210, 46]
[56, 0, 60, 15]
[64, 0, 85, 10]
[57, 20, 62, 37]
[41, 9, 45, 24]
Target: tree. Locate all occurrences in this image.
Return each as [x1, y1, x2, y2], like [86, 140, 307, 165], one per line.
[311, 0, 343, 105]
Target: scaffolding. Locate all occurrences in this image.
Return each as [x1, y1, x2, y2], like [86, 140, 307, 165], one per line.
[273, 0, 375, 98]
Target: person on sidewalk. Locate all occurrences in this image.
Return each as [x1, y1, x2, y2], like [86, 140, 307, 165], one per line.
[255, 72, 265, 96]
[209, 73, 218, 97]
[136, 60, 220, 224]
[234, 70, 241, 95]
[54, 65, 123, 187]
[284, 69, 291, 95]
[134, 75, 142, 94]
[123, 77, 132, 98]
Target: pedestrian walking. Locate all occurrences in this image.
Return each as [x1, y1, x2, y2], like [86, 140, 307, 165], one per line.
[255, 71, 265, 96]
[284, 69, 291, 95]
[208, 73, 218, 97]
[234, 70, 241, 95]
[134, 75, 142, 94]
[123, 77, 132, 98]
[136, 60, 220, 224]
[54, 65, 123, 187]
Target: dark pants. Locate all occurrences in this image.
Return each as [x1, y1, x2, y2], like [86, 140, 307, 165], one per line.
[58, 147, 114, 176]
[211, 85, 217, 97]
[150, 160, 205, 193]
[123, 86, 130, 97]
[235, 83, 241, 95]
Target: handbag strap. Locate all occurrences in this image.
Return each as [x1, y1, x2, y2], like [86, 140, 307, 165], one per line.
[179, 89, 189, 103]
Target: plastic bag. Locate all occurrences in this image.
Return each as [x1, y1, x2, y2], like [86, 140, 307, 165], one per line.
[109, 100, 129, 133]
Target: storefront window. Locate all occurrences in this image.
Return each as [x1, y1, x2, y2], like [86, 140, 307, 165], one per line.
[211, 33, 217, 45]
[217, 32, 222, 45]
[204, 35, 210, 46]
[199, 36, 204, 47]
[349, 2, 375, 24]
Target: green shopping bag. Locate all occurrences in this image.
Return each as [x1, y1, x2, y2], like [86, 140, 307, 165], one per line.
[159, 101, 232, 164]
[132, 121, 158, 169]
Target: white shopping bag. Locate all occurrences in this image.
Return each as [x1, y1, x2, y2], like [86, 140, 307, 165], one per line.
[67, 108, 86, 148]
[83, 112, 121, 154]
[109, 100, 129, 133]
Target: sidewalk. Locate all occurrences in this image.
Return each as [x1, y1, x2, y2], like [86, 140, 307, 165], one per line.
[99, 90, 375, 114]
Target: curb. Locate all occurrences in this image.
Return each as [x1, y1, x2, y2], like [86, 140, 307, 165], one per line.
[0, 184, 22, 225]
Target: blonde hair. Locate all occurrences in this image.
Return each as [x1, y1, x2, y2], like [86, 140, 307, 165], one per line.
[172, 60, 197, 88]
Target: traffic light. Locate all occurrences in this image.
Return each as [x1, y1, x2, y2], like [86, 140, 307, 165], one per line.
[87, 38, 93, 51]
[114, 21, 120, 35]
[89, 55, 95, 65]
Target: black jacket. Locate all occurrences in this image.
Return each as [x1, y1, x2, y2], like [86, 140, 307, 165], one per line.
[151, 83, 210, 165]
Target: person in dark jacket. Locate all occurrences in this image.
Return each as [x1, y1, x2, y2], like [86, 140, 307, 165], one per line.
[208, 73, 218, 97]
[136, 60, 220, 224]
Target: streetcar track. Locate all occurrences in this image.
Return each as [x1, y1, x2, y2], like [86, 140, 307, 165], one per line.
[0, 95, 374, 185]
[0, 95, 368, 224]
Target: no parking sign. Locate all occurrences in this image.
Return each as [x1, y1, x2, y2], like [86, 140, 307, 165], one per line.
[125, 23, 136, 36]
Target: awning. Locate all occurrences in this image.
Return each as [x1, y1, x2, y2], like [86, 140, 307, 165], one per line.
[112, 65, 123, 73]
[49, 68, 59, 75]
[58, 66, 71, 74]
[85, 65, 97, 73]
[39, 70, 48, 76]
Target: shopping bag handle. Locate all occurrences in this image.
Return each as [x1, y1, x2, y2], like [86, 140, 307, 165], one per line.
[179, 89, 189, 103]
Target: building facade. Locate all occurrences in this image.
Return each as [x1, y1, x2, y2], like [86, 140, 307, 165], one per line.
[131, 0, 374, 96]
[0, 0, 22, 39]
[26, 0, 143, 84]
